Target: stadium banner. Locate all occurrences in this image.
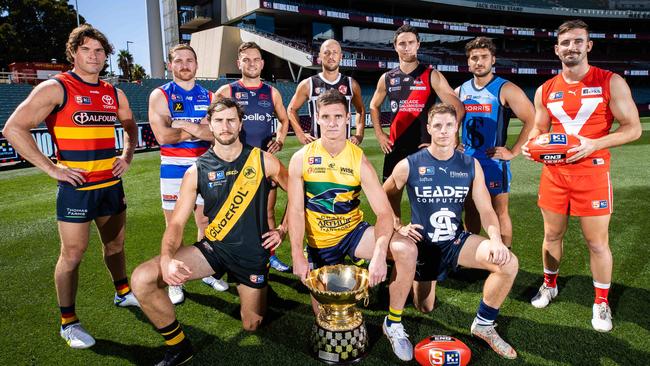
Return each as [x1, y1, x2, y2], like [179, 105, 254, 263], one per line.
[0, 122, 159, 168]
[0, 114, 394, 168]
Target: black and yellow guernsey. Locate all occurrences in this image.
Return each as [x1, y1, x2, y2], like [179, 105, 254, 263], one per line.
[196, 145, 270, 261]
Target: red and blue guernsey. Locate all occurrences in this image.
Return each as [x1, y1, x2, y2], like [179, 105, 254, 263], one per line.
[229, 80, 275, 150]
[158, 81, 212, 172]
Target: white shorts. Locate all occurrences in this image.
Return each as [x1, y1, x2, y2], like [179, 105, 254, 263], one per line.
[160, 178, 204, 211]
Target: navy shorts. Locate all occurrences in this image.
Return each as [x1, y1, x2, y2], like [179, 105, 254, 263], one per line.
[56, 181, 126, 223]
[194, 239, 269, 289]
[480, 159, 511, 196]
[415, 231, 472, 282]
[307, 221, 370, 270]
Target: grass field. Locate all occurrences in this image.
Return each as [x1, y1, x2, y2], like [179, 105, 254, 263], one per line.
[1, 124, 649, 365]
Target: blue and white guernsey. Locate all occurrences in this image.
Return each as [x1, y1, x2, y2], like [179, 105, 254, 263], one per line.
[405, 149, 474, 243]
[157, 81, 212, 209]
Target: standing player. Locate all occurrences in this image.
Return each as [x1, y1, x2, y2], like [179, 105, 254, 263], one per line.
[369, 24, 464, 185]
[287, 39, 365, 145]
[132, 98, 288, 365]
[456, 37, 535, 248]
[524, 20, 641, 332]
[215, 41, 291, 273]
[3, 24, 139, 348]
[148, 44, 228, 303]
[384, 103, 519, 359]
[288, 90, 418, 362]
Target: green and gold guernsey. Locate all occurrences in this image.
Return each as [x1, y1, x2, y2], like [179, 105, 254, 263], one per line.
[302, 139, 364, 249]
[196, 145, 270, 259]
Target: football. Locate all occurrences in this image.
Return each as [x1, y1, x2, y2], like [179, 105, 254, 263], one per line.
[526, 133, 581, 165]
[414, 335, 471, 366]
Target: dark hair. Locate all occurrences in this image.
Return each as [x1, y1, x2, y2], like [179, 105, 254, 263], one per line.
[428, 103, 457, 121]
[316, 89, 348, 115]
[206, 97, 244, 122]
[393, 24, 419, 45]
[168, 44, 197, 63]
[557, 19, 589, 38]
[238, 42, 262, 56]
[66, 24, 113, 63]
[465, 37, 496, 57]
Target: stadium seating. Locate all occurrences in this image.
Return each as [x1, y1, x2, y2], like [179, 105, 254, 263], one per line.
[0, 84, 34, 127]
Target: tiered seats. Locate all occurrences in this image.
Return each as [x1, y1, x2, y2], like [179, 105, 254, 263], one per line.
[0, 84, 34, 127]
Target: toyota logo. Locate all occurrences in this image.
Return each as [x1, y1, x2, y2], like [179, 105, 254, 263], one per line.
[102, 95, 115, 105]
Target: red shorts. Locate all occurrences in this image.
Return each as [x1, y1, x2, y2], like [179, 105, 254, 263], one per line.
[538, 166, 613, 216]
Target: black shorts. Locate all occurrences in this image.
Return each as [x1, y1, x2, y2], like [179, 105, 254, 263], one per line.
[56, 180, 126, 223]
[415, 231, 472, 282]
[194, 239, 269, 289]
[382, 147, 419, 181]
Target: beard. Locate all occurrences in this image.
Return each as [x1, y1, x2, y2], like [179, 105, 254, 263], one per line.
[472, 68, 491, 77]
[173, 69, 195, 81]
[242, 69, 261, 79]
[215, 133, 239, 146]
[560, 52, 584, 67]
[322, 62, 339, 72]
[400, 54, 418, 63]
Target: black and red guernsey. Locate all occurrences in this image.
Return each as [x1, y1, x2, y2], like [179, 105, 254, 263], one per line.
[382, 64, 438, 179]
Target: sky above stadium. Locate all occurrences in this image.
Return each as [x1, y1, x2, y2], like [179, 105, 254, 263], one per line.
[68, 0, 153, 76]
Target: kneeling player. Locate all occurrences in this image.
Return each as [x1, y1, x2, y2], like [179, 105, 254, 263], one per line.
[289, 90, 418, 362]
[384, 103, 519, 359]
[132, 98, 288, 365]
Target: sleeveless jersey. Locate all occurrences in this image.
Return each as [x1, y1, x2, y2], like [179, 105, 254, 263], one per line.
[405, 149, 474, 243]
[45, 71, 120, 190]
[302, 140, 364, 249]
[230, 80, 275, 150]
[385, 64, 437, 152]
[158, 81, 211, 166]
[197, 146, 270, 258]
[307, 73, 354, 138]
[459, 76, 511, 162]
[541, 66, 614, 175]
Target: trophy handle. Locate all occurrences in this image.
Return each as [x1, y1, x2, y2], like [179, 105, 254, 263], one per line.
[361, 290, 369, 307]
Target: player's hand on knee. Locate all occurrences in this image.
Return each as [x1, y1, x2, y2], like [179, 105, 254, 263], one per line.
[162, 259, 192, 286]
[261, 228, 284, 250]
[487, 239, 511, 266]
[397, 223, 423, 243]
[368, 259, 387, 287]
[293, 256, 310, 282]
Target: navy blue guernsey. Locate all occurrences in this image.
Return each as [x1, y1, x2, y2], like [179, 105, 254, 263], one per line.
[230, 81, 275, 150]
[406, 150, 474, 243]
[459, 76, 511, 162]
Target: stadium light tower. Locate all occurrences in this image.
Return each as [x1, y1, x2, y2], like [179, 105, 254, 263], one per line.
[74, 0, 80, 26]
[126, 41, 134, 81]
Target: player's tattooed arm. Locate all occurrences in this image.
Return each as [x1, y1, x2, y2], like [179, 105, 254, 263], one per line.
[287, 80, 314, 144]
[522, 86, 550, 160]
[350, 79, 365, 145]
[160, 165, 199, 285]
[370, 73, 392, 154]
[148, 88, 194, 144]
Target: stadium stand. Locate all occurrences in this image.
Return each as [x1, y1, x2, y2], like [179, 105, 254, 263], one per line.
[0, 84, 34, 127]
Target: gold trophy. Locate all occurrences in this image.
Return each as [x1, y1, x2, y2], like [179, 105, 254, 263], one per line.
[304, 264, 370, 364]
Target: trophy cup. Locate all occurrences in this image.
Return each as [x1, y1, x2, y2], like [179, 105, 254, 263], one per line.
[304, 264, 370, 364]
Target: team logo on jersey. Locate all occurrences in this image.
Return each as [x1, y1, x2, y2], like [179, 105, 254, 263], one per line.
[102, 95, 115, 106]
[390, 100, 398, 112]
[389, 77, 400, 85]
[314, 87, 322, 95]
[235, 92, 248, 100]
[338, 85, 348, 94]
[75, 96, 91, 105]
[549, 91, 563, 100]
[582, 87, 602, 96]
[592, 200, 608, 209]
[258, 100, 272, 108]
[308, 157, 322, 165]
[419, 166, 435, 176]
[71, 111, 118, 126]
[308, 188, 358, 215]
[249, 274, 265, 284]
[171, 94, 182, 101]
[259, 93, 270, 100]
[243, 166, 256, 179]
[173, 102, 184, 112]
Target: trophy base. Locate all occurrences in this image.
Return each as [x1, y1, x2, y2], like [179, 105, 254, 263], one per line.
[311, 321, 368, 365]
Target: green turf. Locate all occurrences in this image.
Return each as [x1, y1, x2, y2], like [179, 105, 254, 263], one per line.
[1, 127, 649, 365]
